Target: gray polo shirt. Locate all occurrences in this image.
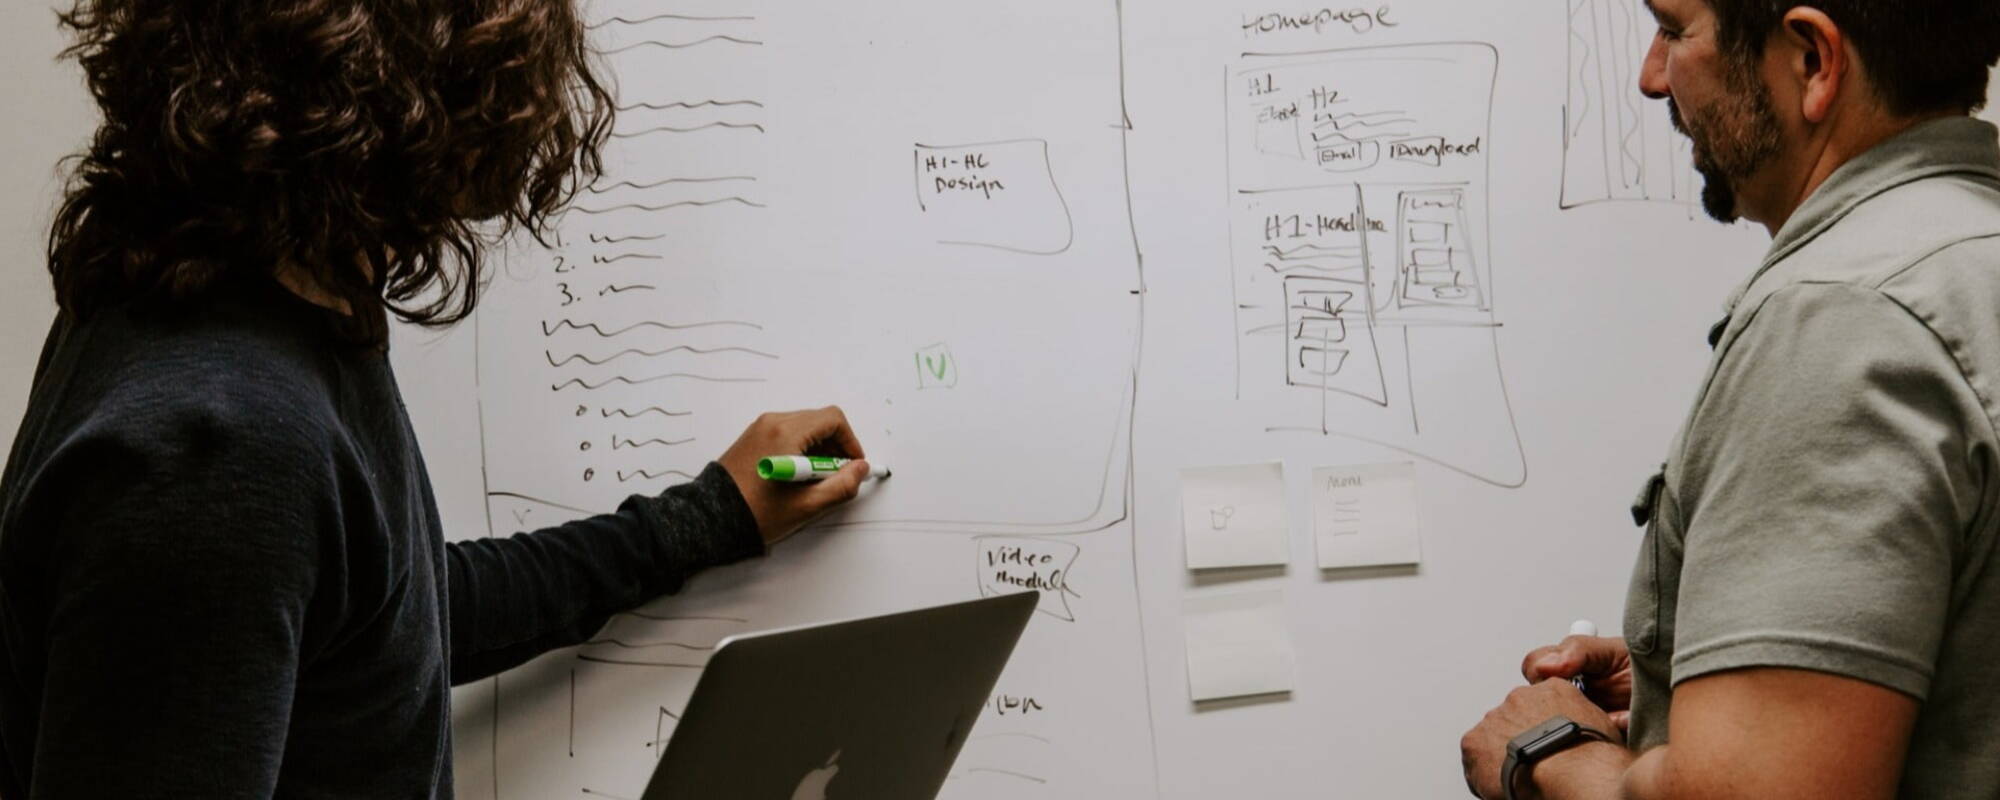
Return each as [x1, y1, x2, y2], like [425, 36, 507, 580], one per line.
[1625, 116, 2000, 794]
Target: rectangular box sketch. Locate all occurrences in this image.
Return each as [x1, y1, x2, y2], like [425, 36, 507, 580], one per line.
[1397, 189, 1482, 309]
[914, 139, 1074, 255]
[1561, 0, 1700, 209]
[1226, 42, 1525, 487]
[1285, 275, 1387, 404]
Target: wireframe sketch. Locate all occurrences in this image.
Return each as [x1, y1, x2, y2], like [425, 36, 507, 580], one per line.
[1226, 42, 1526, 487]
[1561, 0, 1700, 209]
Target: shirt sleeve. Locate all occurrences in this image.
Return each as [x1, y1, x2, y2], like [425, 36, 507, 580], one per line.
[445, 462, 763, 684]
[28, 417, 328, 799]
[1671, 282, 1989, 699]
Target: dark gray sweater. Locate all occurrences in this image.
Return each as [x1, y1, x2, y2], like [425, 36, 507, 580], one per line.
[0, 280, 763, 798]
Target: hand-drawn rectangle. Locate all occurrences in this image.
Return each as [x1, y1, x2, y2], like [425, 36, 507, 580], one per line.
[914, 139, 1073, 255]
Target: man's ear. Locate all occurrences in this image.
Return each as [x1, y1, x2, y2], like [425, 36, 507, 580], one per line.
[1780, 8, 1849, 124]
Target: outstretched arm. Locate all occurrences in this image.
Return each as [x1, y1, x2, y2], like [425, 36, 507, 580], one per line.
[447, 406, 871, 683]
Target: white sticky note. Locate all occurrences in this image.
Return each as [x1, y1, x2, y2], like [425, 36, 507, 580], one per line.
[1312, 462, 1423, 569]
[1184, 590, 1295, 702]
[1180, 463, 1290, 570]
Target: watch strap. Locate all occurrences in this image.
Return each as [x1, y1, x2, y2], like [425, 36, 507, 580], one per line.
[1499, 716, 1613, 800]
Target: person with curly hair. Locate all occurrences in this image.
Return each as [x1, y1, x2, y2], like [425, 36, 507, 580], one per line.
[0, 1, 872, 796]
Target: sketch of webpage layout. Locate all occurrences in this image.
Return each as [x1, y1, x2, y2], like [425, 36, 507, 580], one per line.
[1225, 42, 1526, 487]
[467, 1, 1153, 798]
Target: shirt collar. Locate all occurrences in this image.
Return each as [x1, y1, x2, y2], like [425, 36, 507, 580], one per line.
[1721, 116, 2000, 315]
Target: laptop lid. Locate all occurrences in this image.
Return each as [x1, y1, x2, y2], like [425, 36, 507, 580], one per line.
[642, 590, 1040, 800]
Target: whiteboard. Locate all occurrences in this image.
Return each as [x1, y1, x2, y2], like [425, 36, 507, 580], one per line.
[3, 2, 1998, 799]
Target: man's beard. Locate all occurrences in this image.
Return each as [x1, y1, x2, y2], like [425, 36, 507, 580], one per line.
[1668, 64, 1784, 224]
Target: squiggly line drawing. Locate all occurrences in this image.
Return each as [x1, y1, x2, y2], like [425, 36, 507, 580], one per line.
[566, 197, 767, 216]
[588, 14, 755, 28]
[615, 99, 764, 112]
[1314, 113, 1417, 131]
[601, 36, 762, 54]
[600, 407, 691, 419]
[589, 176, 756, 193]
[610, 436, 696, 450]
[553, 373, 765, 391]
[1263, 261, 1360, 276]
[545, 346, 780, 367]
[590, 232, 666, 244]
[1264, 243, 1361, 259]
[615, 469, 697, 482]
[540, 318, 764, 337]
[610, 122, 765, 139]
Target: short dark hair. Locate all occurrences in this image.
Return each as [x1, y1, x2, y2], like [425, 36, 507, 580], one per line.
[1706, 0, 2000, 116]
[49, 0, 614, 343]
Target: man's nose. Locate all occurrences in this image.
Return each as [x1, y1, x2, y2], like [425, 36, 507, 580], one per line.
[1639, 30, 1671, 100]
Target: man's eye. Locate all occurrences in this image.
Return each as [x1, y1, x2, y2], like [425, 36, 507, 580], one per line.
[1657, 27, 1683, 41]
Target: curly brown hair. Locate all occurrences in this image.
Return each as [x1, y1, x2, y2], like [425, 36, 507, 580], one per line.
[48, 0, 614, 342]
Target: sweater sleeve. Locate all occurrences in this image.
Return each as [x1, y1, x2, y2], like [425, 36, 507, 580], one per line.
[445, 462, 764, 683]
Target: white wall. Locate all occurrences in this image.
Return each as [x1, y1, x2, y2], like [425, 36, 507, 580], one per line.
[0, 4, 91, 449]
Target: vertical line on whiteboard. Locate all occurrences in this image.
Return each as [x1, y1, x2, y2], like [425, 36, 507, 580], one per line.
[1482, 45, 1502, 309]
[1354, 184, 1388, 421]
[473, 296, 502, 799]
[1404, 327, 1420, 435]
[1113, 1, 1163, 796]
[1223, 64, 1242, 400]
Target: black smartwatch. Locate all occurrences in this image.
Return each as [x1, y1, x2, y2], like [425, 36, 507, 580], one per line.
[1499, 716, 1613, 800]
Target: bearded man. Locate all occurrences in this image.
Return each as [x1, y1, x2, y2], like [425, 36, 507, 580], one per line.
[1460, 1, 2000, 798]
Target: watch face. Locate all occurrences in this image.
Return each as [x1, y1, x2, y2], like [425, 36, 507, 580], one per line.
[1508, 716, 1581, 760]
[1522, 723, 1581, 759]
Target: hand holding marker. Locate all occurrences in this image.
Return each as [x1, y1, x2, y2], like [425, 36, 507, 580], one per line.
[1567, 620, 1596, 692]
[758, 455, 892, 483]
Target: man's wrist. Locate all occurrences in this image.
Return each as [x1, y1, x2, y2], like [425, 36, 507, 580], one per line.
[1528, 740, 1633, 800]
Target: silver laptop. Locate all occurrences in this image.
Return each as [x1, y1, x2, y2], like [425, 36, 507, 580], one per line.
[641, 591, 1040, 800]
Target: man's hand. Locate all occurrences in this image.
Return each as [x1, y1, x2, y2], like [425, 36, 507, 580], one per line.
[1461, 680, 1630, 800]
[1522, 636, 1634, 732]
[717, 407, 869, 545]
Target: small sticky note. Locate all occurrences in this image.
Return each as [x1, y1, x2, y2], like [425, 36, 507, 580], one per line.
[1312, 462, 1423, 569]
[1180, 463, 1290, 570]
[1184, 590, 1295, 702]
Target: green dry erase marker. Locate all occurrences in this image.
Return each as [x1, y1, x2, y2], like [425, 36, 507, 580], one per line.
[756, 455, 891, 482]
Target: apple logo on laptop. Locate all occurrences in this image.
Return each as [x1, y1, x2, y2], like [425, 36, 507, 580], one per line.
[790, 749, 841, 800]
